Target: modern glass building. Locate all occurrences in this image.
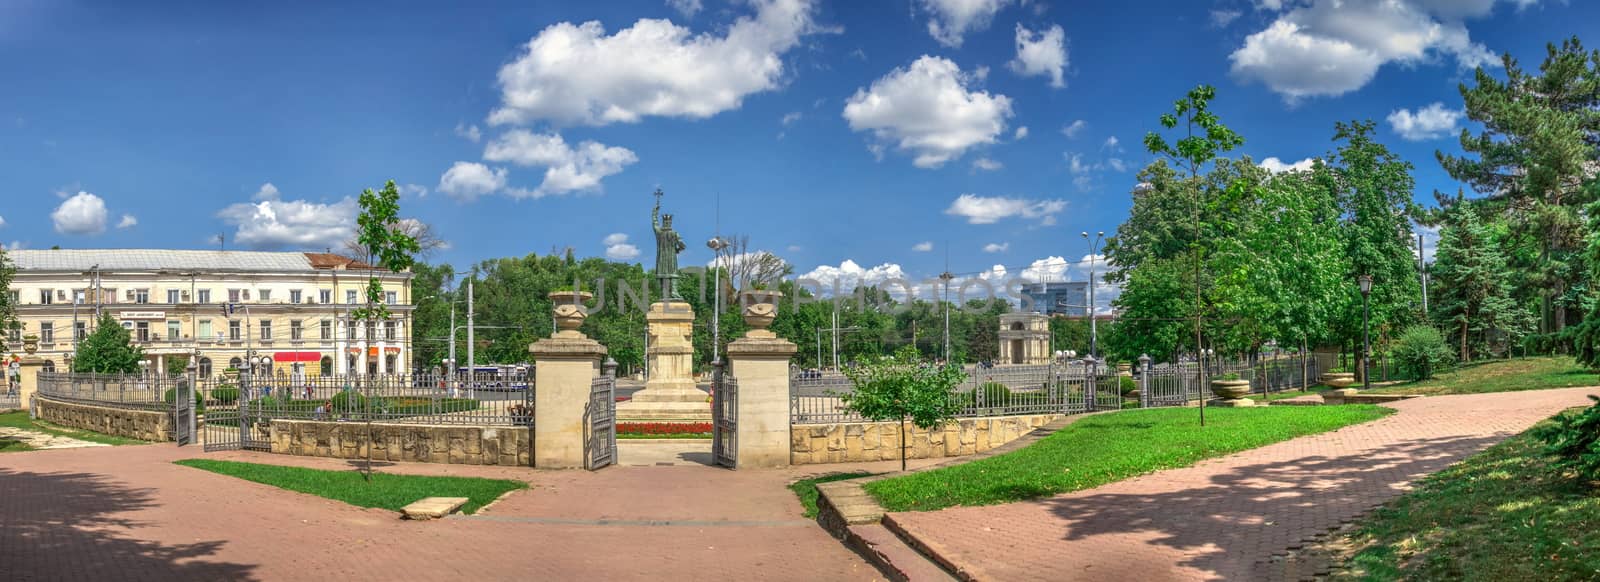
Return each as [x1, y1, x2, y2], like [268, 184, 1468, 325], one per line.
[1024, 281, 1090, 316]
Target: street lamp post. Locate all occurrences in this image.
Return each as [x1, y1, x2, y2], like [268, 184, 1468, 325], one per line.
[1359, 274, 1373, 391]
[939, 271, 954, 362]
[1081, 231, 1105, 359]
[707, 236, 731, 363]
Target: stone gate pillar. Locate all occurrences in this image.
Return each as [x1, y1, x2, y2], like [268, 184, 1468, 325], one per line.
[725, 291, 796, 469]
[16, 356, 46, 418]
[529, 291, 606, 469]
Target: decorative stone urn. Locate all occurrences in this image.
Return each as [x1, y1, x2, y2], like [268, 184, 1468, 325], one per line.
[1321, 372, 1357, 389]
[22, 334, 39, 355]
[548, 290, 593, 336]
[1211, 378, 1251, 400]
[739, 290, 782, 336]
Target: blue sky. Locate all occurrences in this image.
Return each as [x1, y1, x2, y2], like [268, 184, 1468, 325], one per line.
[1, 0, 1593, 298]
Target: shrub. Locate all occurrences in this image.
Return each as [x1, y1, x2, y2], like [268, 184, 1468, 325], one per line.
[1214, 372, 1241, 381]
[1119, 376, 1137, 396]
[209, 385, 239, 404]
[163, 385, 205, 414]
[979, 382, 1011, 404]
[1394, 325, 1456, 380]
[330, 391, 369, 413]
[1531, 396, 1600, 483]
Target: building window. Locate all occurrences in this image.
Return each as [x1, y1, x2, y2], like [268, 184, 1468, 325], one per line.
[6, 324, 19, 342]
[290, 320, 303, 340]
[229, 357, 242, 370]
[135, 321, 150, 342]
[259, 320, 273, 341]
[319, 289, 332, 304]
[385, 291, 398, 305]
[228, 320, 241, 341]
[385, 354, 397, 374]
[258, 289, 272, 303]
[167, 289, 181, 304]
[102, 288, 116, 304]
[384, 320, 396, 340]
[167, 320, 181, 341]
[134, 289, 150, 304]
[320, 320, 332, 340]
[366, 322, 377, 342]
[198, 357, 213, 377]
[41, 360, 55, 373]
[290, 290, 302, 304]
[228, 289, 241, 303]
[39, 289, 53, 305]
[347, 321, 357, 339]
[346, 289, 358, 304]
[198, 319, 213, 340]
[197, 289, 212, 304]
[74, 321, 87, 341]
[74, 289, 85, 304]
[40, 322, 53, 343]
[7, 290, 18, 305]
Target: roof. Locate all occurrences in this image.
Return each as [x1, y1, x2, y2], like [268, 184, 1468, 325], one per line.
[303, 252, 377, 271]
[5, 249, 383, 273]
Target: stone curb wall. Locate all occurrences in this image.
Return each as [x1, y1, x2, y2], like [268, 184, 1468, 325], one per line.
[268, 419, 531, 466]
[791, 413, 1059, 465]
[36, 396, 168, 442]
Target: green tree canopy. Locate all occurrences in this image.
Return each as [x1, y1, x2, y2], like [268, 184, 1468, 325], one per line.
[72, 313, 144, 374]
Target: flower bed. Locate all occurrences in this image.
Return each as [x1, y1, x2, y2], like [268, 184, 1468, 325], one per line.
[617, 422, 712, 436]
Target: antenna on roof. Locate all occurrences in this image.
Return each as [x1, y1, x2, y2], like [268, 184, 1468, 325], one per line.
[216, 233, 226, 251]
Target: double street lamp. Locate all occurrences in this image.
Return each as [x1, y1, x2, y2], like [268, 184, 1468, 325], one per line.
[1359, 274, 1373, 391]
[707, 236, 733, 363]
[1081, 231, 1105, 359]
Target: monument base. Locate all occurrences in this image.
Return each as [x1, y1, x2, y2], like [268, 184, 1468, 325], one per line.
[616, 300, 711, 422]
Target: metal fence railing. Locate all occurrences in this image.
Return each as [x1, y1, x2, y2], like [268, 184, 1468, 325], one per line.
[1139, 355, 1321, 408]
[36, 372, 175, 412]
[0, 389, 20, 411]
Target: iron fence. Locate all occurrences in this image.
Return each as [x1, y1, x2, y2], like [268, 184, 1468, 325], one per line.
[36, 372, 175, 412]
[791, 361, 1124, 424]
[200, 370, 535, 427]
[1138, 355, 1321, 408]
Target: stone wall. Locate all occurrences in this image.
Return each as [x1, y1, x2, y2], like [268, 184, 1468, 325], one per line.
[36, 397, 169, 442]
[269, 419, 530, 466]
[791, 413, 1058, 465]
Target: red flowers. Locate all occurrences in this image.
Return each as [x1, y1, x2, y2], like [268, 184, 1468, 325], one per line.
[617, 422, 712, 435]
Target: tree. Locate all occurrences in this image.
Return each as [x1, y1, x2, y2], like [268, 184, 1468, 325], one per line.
[0, 247, 14, 343]
[1439, 38, 1600, 337]
[840, 346, 966, 471]
[72, 313, 144, 373]
[349, 180, 420, 480]
[1430, 200, 1532, 360]
[343, 218, 447, 259]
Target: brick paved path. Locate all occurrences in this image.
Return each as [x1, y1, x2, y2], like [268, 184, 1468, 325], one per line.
[0, 443, 930, 581]
[885, 387, 1600, 581]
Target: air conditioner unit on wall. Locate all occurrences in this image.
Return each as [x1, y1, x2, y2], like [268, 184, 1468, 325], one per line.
[125, 289, 135, 300]
[242, 290, 251, 301]
[56, 290, 66, 301]
[182, 290, 191, 301]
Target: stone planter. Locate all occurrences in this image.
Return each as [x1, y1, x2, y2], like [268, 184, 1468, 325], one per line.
[22, 335, 39, 355]
[1321, 372, 1356, 389]
[548, 291, 594, 333]
[739, 290, 782, 331]
[1210, 379, 1252, 400]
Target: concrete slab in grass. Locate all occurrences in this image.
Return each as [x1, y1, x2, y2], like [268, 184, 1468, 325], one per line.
[401, 497, 469, 520]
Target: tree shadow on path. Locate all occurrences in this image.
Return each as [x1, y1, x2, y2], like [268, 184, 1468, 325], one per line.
[1041, 433, 1506, 580]
[0, 467, 258, 581]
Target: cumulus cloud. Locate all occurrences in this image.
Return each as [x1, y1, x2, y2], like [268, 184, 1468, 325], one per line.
[945, 193, 1066, 225]
[1259, 156, 1318, 173]
[488, 0, 822, 126]
[399, 183, 429, 198]
[843, 55, 1013, 168]
[1211, 9, 1243, 27]
[437, 162, 509, 201]
[252, 183, 281, 201]
[454, 123, 482, 143]
[1230, 0, 1506, 100]
[482, 130, 638, 196]
[797, 259, 908, 291]
[781, 111, 803, 126]
[1387, 102, 1463, 140]
[217, 185, 358, 250]
[604, 232, 641, 260]
[971, 157, 1003, 172]
[666, 0, 703, 17]
[0, 215, 6, 229]
[1008, 23, 1066, 88]
[116, 214, 137, 229]
[1013, 126, 1029, 140]
[51, 192, 109, 235]
[912, 241, 934, 252]
[983, 242, 1010, 253]
[918, 0, 1011, 47]
[1061, 119, 1086, 138]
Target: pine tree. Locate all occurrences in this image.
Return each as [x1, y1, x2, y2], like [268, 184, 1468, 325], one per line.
[1430, 202, 1532, 360]
[72, 313, 144, 374]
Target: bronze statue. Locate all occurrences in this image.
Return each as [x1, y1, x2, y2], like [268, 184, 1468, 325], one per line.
[652, 189, 686, 300]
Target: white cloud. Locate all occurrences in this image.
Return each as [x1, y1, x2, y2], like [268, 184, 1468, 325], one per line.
[944, 193, 1066, 225]
[1259, 156, 1317, 173]
[0, 215, 6, 228]
[489, 0, 822, 126]
[51, 192, 109, 235]
[1211, 9, 1243, 27]
[1013, 126, 1029, 140]
[912, 241, 934, 252]
[1230, 0, 1506, 100]
[1103, 136, 1121, 151]
[1061, 119, 1086, 138]
[666, 0, 703, 17]
[604, 232, 641, 260]
[843, 55, 1013, 168]
[797, 259, 908, 291]
[483, 129, 639, 196]
[918, 0, 1011, 47]
[437, 162, 508, 201]
[116, 214, 137, 229]
[3, 241, 25, 251]
[983, 242, 1009, 253]
[781, 111, 803, 126]
[1107, 158, 1128, 172]
[454, 123, 482, 143]
[1008, 23, 1067, 88]
[217, 190, 358, 250]
[252, 183, 281, 201]
[1387, 102, 1463, 140]
[971, 157, 1003, 172]
[787, 244, 803, 252]
[399, 183, 429, 198]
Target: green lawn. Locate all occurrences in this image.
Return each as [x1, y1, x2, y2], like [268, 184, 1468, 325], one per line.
[174, 459, 527, 514]
[0, 410, 148, 446]
[866, 406, 1393, 512]
[0, 437, 34, 453]
[1369, 356, 1600, 396]
[1335, 413, 1600, 581]
[789, 472, 874, 518]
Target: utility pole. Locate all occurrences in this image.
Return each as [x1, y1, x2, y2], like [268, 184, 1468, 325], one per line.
[940, 263, 954, 363]
[1082, 231, 1105, 359]
[466, 277, 475, 390]
[447, 302, 457, 380]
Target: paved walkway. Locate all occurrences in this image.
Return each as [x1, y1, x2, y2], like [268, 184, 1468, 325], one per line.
[885, 386, 1600, 581]
[0, 426, 108, 450]
[0, 440, 939, 581]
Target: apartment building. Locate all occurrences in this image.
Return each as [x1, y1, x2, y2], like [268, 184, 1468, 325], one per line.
[4, 249, 413, 377]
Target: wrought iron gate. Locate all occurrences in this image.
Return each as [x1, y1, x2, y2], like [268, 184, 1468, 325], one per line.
[174, 374, 195, 446]
[586, 359, 618, 470]
[711, 360, 737, 468]
[202, 372, 270, 452]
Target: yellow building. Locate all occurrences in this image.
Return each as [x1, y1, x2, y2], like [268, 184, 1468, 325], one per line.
[4, 249, 412, 377]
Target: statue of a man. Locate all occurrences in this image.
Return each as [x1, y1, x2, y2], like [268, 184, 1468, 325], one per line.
[652, 189, 686, 300]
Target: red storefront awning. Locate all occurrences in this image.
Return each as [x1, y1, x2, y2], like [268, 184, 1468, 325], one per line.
[273, 351, 322, 363]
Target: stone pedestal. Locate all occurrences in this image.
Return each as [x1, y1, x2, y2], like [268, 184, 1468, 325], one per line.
[617, 301, 710, 421]
[529, 291, 607, 469]
[16, 357, 46, 417]
[726, 294, 797, 469]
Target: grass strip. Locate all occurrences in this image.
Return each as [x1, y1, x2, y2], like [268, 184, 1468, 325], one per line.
[0, 410, 148, 446]
[174, 458, 526, 514]
[790, 472, 876, 518]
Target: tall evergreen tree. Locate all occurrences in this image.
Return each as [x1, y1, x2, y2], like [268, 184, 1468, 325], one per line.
[1430, 200, 1532, 360]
